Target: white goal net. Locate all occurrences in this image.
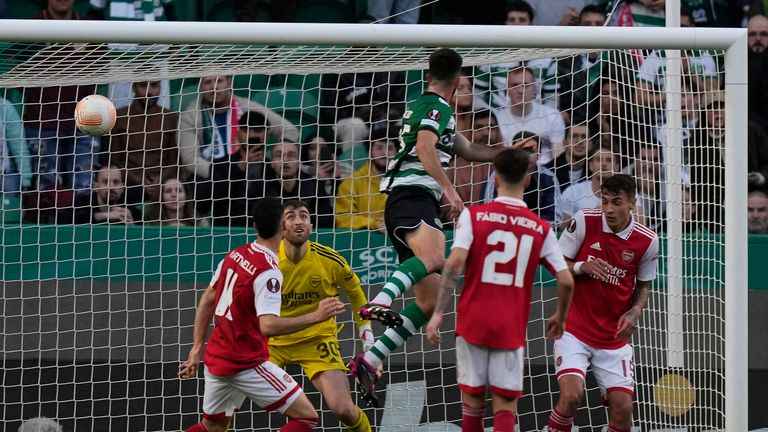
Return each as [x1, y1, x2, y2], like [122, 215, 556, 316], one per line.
[0, 21, 748, 432]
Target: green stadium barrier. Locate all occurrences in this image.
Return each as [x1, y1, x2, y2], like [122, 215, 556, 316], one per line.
[1, 225, 765, 289]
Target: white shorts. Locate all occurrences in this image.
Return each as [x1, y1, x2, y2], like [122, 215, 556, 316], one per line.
[455, 336, 524, 399]
[202, 361, 302, 420]
[553, 332, 635, 395]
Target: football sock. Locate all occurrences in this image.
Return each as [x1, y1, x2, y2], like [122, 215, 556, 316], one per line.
[461, 403, 484, 432]
[364, 302, 429, 369]
[280, 417, 318, 432]
[371, 257, 428, 306]
[493, 410, 516, 432]
[184, 423, 208, 432]
[342, 407, 371, 432]
[547, 408, 574, 432]
[606, 425, 631, 432]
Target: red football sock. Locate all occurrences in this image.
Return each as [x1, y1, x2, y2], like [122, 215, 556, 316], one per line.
[280, 417, 318, 432]
[461, 403, 484, 432]
[184, 423, 208, 432]
[607, 425, 631, 432]
[547, 408, 573, 432]
[492, 410, 516, 432]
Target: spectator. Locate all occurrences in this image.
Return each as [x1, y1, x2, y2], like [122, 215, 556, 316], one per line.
[202, 111, 268, 227]
[552, 4, 607, 123]
[495, 66, 566, 164]
[748, 190, 768, 234]
[233, 0, 297, 22]
[748, 15, 768, 58]
[260, 141, 334, 228]
[453, 74, 476, 136]
[558, 142, 646, 224]
[1, 96, 32, 194]
[686, 90, 724, 231]
[103, 80, 178, 205]
[319, 71, 405, 155]
[527, 0, 597, 26]
[449, 109, 502, 205]
[17, 417, 63, 432]
[749, 119, 768, 192]
[87, 0, 176, 109]
[483, 131, 561, 224]
[545, 122, 591, 192]
[473, 1, 556, 110]
[605, 0, 665, 27]
[178, 75, 299, 181]
[335, 127, 397, 230]
[589, 73, 651, 160]
[656, 76, 701, 146]
[367, 0, 420, 23]
[143, 177, 207, 227]
[26, 0, 99, 198]
[74, 165, 141, 224]
[301, 135, 352, 180]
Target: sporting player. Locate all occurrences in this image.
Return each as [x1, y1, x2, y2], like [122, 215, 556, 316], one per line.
[349, 48, 525, 407]
[269, 200, 374, 432]
[425, 148, 574, 432]
[179, 198, 345, 432]
[546, 174, 659, 432]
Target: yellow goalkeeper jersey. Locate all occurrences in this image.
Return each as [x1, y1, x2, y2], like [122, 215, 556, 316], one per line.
[270, 240, 370, 346]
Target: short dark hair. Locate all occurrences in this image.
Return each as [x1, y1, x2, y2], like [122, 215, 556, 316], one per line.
[428, 48, 463, 82]
[472, 108, 498, 125]
[250, 198, 283, 239]
[368, 126, 397, 151]
[282, 199, 309, 213]
[507, 1, 534, 22]
[601, 174, 636, 199]
[239, 111, 267, 131]
[493, 148, 532, 187]
[579, 4, 606, 22]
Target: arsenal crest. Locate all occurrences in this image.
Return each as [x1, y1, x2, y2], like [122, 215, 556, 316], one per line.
[310, 275, 321, 288]
[427, 109, 441, 121]
[266, 278, 281, 293]
[621, 250, 635, 263]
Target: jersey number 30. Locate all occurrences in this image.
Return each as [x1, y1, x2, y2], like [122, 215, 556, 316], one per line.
[215, 268, 238, 321]
[481, 230, 533, 288]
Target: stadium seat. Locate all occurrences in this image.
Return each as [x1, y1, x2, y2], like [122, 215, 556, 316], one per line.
[0, 194, 22, 225]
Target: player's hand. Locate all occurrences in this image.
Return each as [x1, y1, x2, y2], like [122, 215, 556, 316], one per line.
[314, 297, 345, 322]
[615, 308, 641, 339]
[425, 313, 444, 345]
[580, 258, 612, 280]
[546, 313, 566, 340]
[178, 349, 201, 379]
[443, 188, 465, 221]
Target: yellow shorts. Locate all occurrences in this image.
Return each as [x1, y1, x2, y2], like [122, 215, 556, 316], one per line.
[269, 335, 348, 380]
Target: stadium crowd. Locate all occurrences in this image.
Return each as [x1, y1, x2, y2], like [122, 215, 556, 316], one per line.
[0, 0, 767, 233]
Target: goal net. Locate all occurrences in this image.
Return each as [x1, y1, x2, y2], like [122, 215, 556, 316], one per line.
[0, 21, 747, 432]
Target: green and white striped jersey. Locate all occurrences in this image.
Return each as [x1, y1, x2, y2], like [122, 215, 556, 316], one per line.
[380, 92, 456, 201]
[89, 0, 171, 21]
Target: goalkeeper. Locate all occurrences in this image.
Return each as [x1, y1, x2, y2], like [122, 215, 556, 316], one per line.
[269, 200, 375, 432]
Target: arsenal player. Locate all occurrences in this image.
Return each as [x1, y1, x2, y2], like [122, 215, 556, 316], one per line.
[425, 148, 574, 432]
[179, 198, 345, 432]
[547, 174, 659, 432]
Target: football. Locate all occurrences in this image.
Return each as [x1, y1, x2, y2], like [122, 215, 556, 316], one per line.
[74, 94, 116, 137]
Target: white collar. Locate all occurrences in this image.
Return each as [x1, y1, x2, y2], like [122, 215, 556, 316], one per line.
[601, 213, 635, 240]
[250, 241, 279, 261]
[494, 196, 528, 207]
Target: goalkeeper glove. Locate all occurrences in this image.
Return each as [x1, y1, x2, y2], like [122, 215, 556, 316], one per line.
[359, 324, 375, 352]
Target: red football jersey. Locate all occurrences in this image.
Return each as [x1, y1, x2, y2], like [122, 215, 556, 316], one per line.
[203, 241, 283, 376]
[453, 197, 568, 349]
[559, 209, 659, 349]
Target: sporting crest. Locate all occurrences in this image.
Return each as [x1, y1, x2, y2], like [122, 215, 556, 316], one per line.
[621, 250, 635, 263]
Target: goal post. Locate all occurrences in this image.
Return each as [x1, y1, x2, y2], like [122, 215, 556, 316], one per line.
[0, 20, 748, 431]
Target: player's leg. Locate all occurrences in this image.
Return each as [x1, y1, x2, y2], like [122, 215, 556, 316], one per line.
[488, 346, 524, 432]
[312, 369, 371, 432]
[234, 361, 319, 432]
[456, 336, 489, 432]
[591, 343, 635, 431]
[186, 370, 246, 432]
[547, 333, 590, 432]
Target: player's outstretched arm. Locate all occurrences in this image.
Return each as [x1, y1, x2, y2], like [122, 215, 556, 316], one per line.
[426, 248, 468, 345]
[546, 269, 574, 340]
[260, 297, 345, 338]
[179, 285, 217, 378]
[615, 279, 651, 339]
